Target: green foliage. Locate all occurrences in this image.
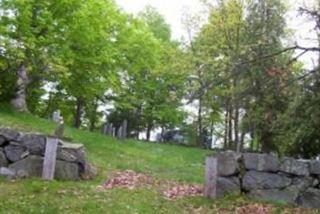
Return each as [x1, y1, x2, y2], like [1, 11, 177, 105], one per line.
[138, 5, 172, 42]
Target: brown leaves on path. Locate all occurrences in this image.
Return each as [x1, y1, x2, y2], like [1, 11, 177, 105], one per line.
[235, 204, 273, 214]
[98, 170, 154, 190]
[163, 184, 203, 200]
[97, 169, 203, 200]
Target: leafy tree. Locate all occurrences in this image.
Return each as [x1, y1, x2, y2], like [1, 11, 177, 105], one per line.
[0, 0, 84, 112]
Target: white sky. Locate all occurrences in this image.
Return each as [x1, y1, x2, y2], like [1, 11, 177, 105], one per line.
[116, 0, 202, 40]
[115, 0, 318, 68]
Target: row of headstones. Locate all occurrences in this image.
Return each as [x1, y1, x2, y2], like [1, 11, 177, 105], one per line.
[54, 110, 128, 140]
[101, 120, 128, 140]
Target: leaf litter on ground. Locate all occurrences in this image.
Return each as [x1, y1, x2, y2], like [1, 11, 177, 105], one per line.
[97, 169, 203, 199]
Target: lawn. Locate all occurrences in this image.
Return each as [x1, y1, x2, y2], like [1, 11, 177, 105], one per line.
[0, 105, 317, 213]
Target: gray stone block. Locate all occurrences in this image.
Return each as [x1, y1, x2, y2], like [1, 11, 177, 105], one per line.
[280, 157, 309, 176]
[20, 134, 46, 155]
[0, 128, 21, 141]
[57, 142, 85, 164]
[247, 186, 300, 204]
[310, 160, 320, 175]
[216, 176, 241, 197]
[4, 142, 27, 162]
[243, 170, 291, 190]
[297, 188, 320, 209]
[0, 150, 8, 167]
[9, 155, 80, 180]
[243, 153, 279, 172]
[0, 136, 6, 146]
[212, 151, 240, 176]
[0, 167, 16, 179]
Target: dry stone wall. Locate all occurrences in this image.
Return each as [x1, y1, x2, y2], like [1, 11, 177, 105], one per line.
[0, 127, 93, 180]
[206, 151, 320, 209]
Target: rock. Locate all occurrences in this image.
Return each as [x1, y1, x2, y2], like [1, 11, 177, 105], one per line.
[297, 188, 320, 209]
[216, 176, 241, 197]
[4, 142, 27, 162]
[212, 151, 240, 176]
[243, 153, 279, 172]
[0, 136, 6, 146]
[55, 160, 80, 180]
[9, 155, 80, 180]
[310, 160, 320, 175]
[248, 186, 300, 204]
[0, 128, 21, 141]
[57, 142, 85, 164]
[20, 134, 46, 155]
[243, 170, 291, 190]
[81, 163, 98, 180]
[56, 149, 78, 162]
[9, 155, 43, 177]
[16, 170, 29, 178]
[280, 157, 310, 176]
[0, 167, 16, 179]
[0, 150, 8, 167]
[292, 177, 315, 190]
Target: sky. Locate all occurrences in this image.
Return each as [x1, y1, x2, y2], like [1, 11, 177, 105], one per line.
[116, 0, 202, 40]
[115, 0, 318, 68]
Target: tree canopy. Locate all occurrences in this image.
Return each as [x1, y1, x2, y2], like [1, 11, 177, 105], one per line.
[0, 0, 319, 157]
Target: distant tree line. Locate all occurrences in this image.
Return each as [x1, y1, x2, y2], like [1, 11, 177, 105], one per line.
[0, 0, 319, 158]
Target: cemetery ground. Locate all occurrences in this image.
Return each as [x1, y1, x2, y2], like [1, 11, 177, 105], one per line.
[0, 105, 319, 214]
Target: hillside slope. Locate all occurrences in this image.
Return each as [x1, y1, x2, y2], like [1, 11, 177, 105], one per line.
[0, 106, 315, 213]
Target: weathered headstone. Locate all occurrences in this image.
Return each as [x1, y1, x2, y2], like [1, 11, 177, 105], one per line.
[107, 123, 112, 135]
[122, 120, 128, 139]
[42, 137, 59, 180]
[101, 121, 109, 135]
[52, 110, 61, 123]
[204, 156, 218, 198]
[117, 126, 123, 139]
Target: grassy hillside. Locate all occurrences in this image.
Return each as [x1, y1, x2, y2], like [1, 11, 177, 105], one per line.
[0, 106, 316, 213]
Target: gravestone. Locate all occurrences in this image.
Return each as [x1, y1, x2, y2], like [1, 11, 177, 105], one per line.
[42, 111, 64, 180]
[52, 110, 61, 123]
[42, 137, 59, 180]
[122, 120, 128, 139]
[204, 156, 218, 198]
[101, 122, 108, 135]
[107, 123, 113, 135]
[117, 126, 123, 139]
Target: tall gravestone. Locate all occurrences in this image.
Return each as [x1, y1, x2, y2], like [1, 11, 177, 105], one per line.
[42, 110, 63, 180]
[122, 120, 128, 139]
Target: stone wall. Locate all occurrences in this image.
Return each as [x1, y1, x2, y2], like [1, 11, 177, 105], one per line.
[205, 151, 320, 209]
[0, 127, 94, 180]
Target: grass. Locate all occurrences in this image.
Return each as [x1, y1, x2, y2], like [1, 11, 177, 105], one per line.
[0, 105, 318, 213]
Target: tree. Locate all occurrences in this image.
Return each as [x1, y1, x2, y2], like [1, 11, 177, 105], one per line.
[0, 0, 84, 112]
[243, 0, 293, 152]
[56, 0, 125, 128]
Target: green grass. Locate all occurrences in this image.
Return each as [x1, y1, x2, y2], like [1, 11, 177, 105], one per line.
[0, 105, 318, 213]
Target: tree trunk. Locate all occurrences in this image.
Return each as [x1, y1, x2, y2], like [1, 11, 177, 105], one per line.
[261, 130, 272, 153]
[88, 101, 98, 132]
[135, 105, 142, 140]
[210, 118, 214, 137]
[197, 97, 203, 147]
[11, 64, 29, 112]
[227, 105, 233, 149]
[74, 98, 84, 128]
[146, 123, 152, 141]
[89, 117, 96, 132]
[234, 104, 240, 152]
[223, 109, 229, 150]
